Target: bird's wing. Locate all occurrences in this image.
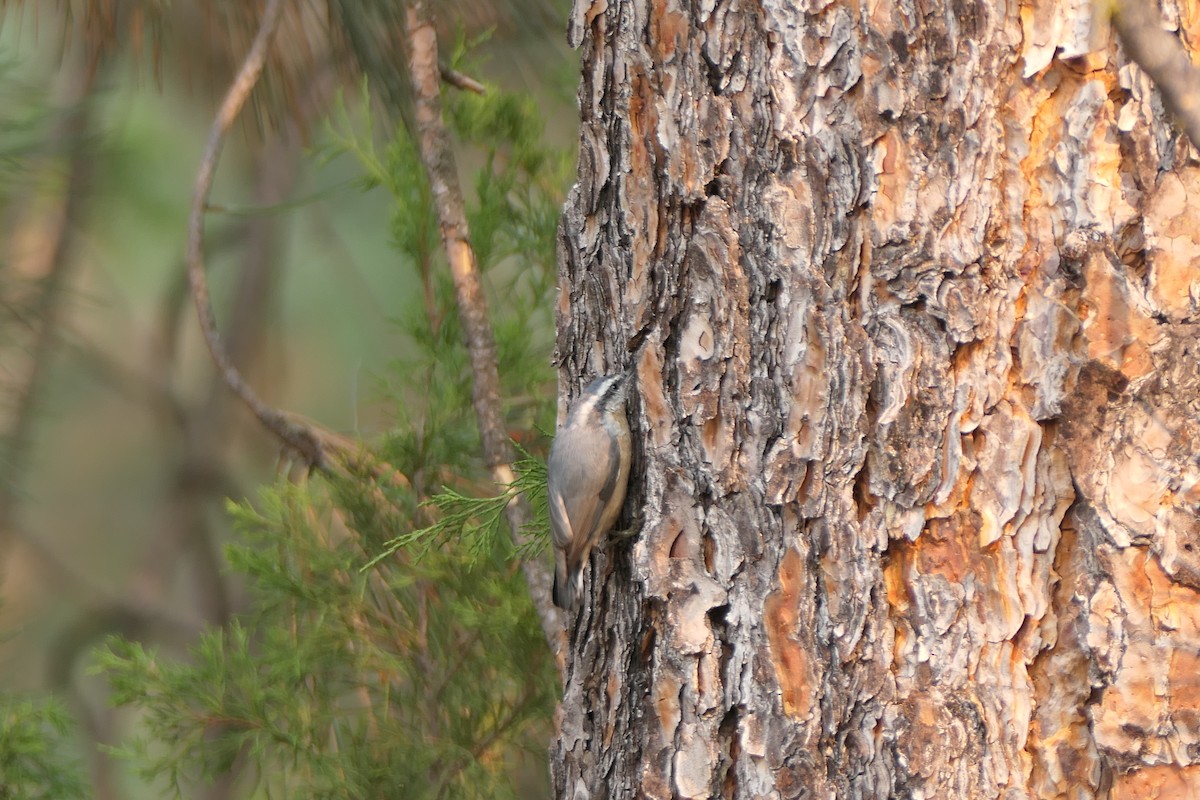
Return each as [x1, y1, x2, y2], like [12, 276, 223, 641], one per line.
[547, 426, 619, 561]
[548, 480, 575, 550]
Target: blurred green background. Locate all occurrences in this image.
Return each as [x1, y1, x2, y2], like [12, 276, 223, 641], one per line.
[0, 2, 576, 796]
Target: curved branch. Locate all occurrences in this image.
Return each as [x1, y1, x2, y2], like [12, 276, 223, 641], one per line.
[184, 1, 410, 497]
[404, 2, 561, 652]
[185, 0, 329, 469]
[1111, 0, 1200, 152]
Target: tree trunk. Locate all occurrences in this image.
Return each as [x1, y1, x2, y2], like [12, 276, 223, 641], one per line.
[552, 0, 1200, 798]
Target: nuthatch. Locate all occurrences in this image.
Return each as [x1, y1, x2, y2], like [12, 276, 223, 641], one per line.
[548, 372, 632, 611]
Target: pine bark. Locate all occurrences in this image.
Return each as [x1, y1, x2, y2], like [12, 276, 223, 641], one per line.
[553, 1, 1200, 798]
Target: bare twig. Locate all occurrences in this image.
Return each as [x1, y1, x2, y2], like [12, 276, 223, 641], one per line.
[185, 0, 330, 469]
[1110, 0, 1200, 151]
[184, 0, 411, 496]
[404, 2, 560, 652]
[438, 61, 486, 95]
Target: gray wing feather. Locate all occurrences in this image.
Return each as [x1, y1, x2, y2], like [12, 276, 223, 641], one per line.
[547, 481, 574, 550]
[596, 433, 621, 506]
[547, 425, 619, 561]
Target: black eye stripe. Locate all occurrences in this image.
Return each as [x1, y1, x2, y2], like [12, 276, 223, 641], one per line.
[600, 375, 626, 406]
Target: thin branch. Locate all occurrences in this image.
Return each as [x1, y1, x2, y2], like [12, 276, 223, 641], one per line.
[183, 0, 411, 496]
[0, 54, 101, 546]
[1110, 0, 1200, 151]
[404, 2, 561, 653]
[438, 61, 486, 95]
[185, 0, 329, 469]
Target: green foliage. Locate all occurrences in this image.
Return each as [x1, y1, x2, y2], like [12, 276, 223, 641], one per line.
[326, 70, 564, 564]
[97, 73, 568, 798]
[364, 450, 550, 568]
[98, 481, 556, 799]
[0, 53, 54, 178]
[0, 55, 85, 800]
[0, 694, 88, 800]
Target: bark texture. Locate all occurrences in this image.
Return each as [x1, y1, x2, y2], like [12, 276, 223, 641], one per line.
[553, 0, 1200, 798]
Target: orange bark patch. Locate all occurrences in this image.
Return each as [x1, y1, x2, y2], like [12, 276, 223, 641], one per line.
[894, 690, 976, 781]
[872, 129, 910, 235]
[914, 515, 975, 585]
[1080, 251, 1136, 368]
[556, 277, 571, 320]
[649, 0, 687, 63]
[652, 670, 682, 745]
[583, 0, 607, 27]
[637, 346, 673, 448]
[1112, 764, 1200, 799]
[629, 72, 652, 178]
[764, 546, 814, 720]
[1145, 168, 1200, 322]
[1167, 648, 1200, 718]
[1094, 550, 1200, 771]
[604, 668, 621, 749]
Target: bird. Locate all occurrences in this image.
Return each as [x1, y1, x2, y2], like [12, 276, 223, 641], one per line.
[547, 371, 633, 611]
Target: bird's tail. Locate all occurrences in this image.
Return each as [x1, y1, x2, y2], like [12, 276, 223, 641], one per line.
[553, 550, 582, 611]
